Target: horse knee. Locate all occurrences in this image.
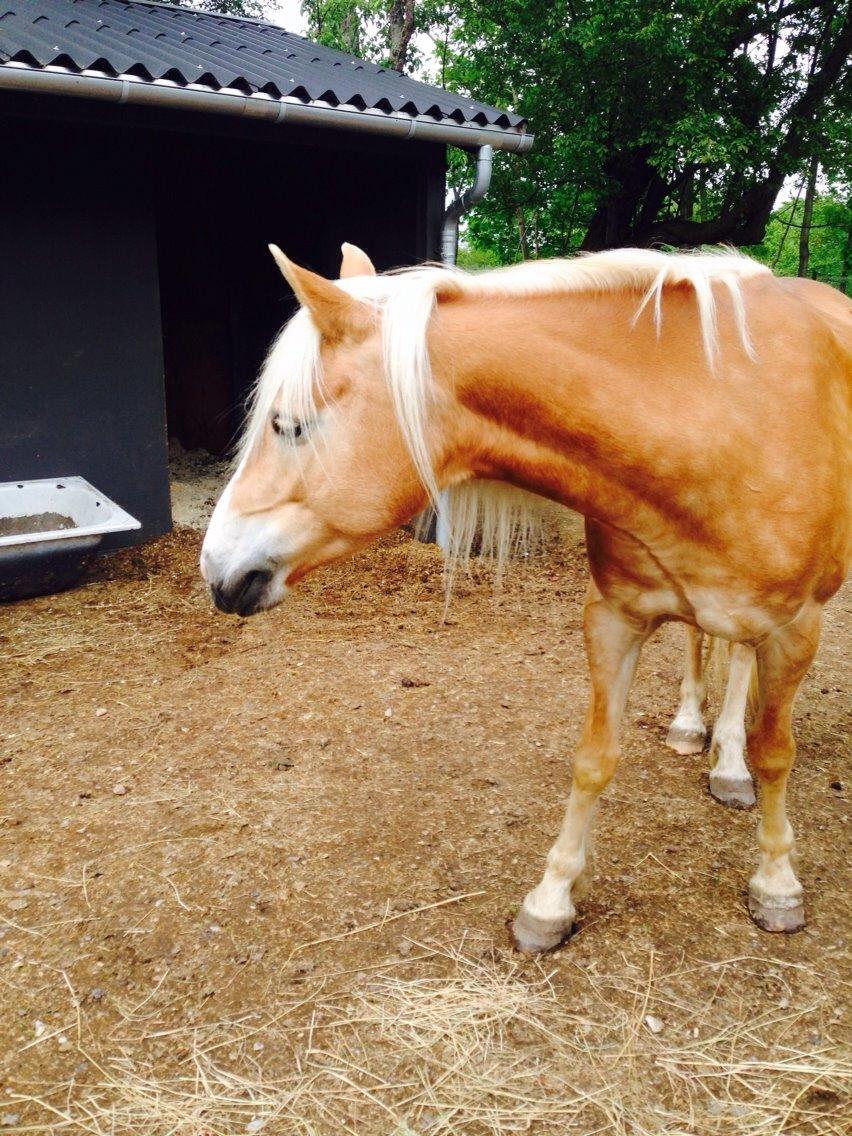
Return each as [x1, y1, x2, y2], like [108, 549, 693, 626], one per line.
[748, 732, 795, 785]
[572, 750, 619, 794]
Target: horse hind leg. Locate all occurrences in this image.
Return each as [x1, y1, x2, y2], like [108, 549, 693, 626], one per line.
[708, 642, 756, 809]
[747, 607, 821, 934]
[512, 584, 649, 953]
[666, 625, 708, 754]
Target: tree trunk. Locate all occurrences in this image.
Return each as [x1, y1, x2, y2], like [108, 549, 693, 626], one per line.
[797, 155, 819, 277]
[387, 1, 416, 73]
[678, 166, 696, 221]
[340, 10, 361, 55]
[515, 206, 531, 260]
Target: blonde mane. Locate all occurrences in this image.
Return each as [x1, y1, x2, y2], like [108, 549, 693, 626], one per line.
[241, 248, 770, 581]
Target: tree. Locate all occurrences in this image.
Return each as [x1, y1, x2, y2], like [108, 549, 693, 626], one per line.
[446, 1, 851, 256]
[301, 1, 419, 70]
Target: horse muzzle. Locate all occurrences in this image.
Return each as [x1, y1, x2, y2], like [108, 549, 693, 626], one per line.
[209, 568, 274, 617]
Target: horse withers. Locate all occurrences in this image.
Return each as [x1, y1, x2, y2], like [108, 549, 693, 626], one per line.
[202, 243, 850, 952]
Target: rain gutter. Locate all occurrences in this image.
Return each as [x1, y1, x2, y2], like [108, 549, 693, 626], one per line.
[0, 64, 533, 154]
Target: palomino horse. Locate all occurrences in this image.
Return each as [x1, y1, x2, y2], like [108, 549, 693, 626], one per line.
[202, 243, 850, 952]
[667, 627, 757, 808]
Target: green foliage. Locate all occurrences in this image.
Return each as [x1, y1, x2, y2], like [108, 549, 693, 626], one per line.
[446, 1, 851, 257]
[300, 1, 384, 57]
[300, 2, 424, 70]
[746, 194, 852, 290]
[456, 243, 502, 270]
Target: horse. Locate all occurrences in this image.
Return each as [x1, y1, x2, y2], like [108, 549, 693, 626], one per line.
[201, 241, 850, 953]
[667, 626, 757, 808]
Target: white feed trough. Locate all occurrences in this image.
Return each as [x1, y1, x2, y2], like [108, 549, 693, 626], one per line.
[0, 477, 140, 601]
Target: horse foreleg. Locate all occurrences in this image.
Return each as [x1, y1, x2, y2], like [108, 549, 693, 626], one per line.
[666, 625, 707, 754]
[709, 643, 756, 809]
[512, 584, 649, 953]
[747, 607, 820, 933]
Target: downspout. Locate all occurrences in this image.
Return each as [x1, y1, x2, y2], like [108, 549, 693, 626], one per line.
[431, 144, 494, 548]
[441, 144, 493, 266]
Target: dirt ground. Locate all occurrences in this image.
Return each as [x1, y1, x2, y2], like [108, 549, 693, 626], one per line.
[0, 515, 849, 1134]
[168, 443, 232, 531]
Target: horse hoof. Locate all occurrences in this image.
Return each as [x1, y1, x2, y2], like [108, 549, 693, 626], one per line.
[510, 907, 573, 954]
[709, 774, 756, 809]
[748, 892, 805, 934]
[666, 725, 706, 755]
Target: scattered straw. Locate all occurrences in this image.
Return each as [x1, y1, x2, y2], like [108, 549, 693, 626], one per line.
[7, 940, 849, 1135]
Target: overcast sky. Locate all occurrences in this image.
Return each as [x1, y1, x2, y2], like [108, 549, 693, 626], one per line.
[264, 2, 308, 35]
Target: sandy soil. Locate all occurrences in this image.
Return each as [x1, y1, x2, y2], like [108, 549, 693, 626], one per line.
[0, 522, 849, 1133]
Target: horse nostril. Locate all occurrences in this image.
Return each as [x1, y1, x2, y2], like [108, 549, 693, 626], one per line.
[210, 581, 234, 614]
[211, 569, 273, 616]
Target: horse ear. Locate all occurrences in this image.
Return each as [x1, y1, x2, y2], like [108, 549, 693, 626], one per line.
[268, 245, 370, 341]
[339, 242, 376, 279]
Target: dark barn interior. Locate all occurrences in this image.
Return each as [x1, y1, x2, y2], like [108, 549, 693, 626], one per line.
[155, 127, 442, 456]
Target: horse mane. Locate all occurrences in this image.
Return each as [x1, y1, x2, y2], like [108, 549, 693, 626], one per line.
[241, 248, 770, 585]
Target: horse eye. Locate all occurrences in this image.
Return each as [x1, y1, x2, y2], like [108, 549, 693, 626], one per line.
[272, 414, 307, 443]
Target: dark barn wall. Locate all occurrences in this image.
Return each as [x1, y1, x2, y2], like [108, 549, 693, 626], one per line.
[0, 113, 171, 545]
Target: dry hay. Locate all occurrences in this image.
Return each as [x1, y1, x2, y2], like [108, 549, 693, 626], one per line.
[7, 938, 849, 1136]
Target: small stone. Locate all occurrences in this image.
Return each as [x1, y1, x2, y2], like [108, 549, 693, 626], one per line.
[644, 1015, 664, 1034]
[398, 937, 413, 957]
[112, 783, 127, 796]
[318, 737, 331, 749]
[95, 707, 107, 717]
[1, 1115, 20, 1127]
[34, 1019, 47, 1038]
[7, 897, 29, 911]
[384, 707, 393, 718]
[400, 677, 430, 688]
[89, 987, 105, 1001]
[275, 759, 294, 770]
[246, 1120, 264, 1133]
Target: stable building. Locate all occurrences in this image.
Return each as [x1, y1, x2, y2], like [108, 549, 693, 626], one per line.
[0, 0, 530, 545]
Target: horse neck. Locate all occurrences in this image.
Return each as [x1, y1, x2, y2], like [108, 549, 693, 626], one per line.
[430, 287, 716, 534]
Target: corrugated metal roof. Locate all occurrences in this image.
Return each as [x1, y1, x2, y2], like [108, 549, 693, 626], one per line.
[0, 0, 527, 135]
